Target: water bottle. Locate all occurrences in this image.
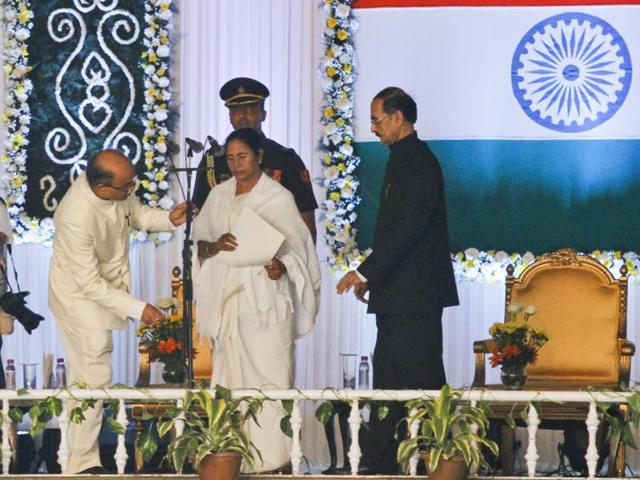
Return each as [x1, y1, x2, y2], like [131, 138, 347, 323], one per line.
[5, 359, 15, 390]
[358, 355, 370, 389]
[55, 357, 67, 388]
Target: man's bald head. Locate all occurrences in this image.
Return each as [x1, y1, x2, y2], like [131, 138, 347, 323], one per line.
[86, 149, 133, 187]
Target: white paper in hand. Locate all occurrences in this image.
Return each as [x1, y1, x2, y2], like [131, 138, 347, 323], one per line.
[217, 207, 285, 267]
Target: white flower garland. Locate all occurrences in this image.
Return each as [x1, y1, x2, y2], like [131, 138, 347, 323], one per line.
[0, 1, 44, 243]
[1, 0, 174, 245]
[320, 0, 370, 272]
[453, 248, 640, 283]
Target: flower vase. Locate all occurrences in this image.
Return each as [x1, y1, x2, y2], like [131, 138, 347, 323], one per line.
[500, 365, 527, 389]
[162, 362, 186, 385]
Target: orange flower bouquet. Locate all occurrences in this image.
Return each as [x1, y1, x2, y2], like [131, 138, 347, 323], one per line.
[137, 298, 196, 375]
[489, 303, 549, 370]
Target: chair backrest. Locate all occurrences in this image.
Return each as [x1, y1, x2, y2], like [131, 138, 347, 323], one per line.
[506, 249, 627, 386]
[171, 267, 212, 385]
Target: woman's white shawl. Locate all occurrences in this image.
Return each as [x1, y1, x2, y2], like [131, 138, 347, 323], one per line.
[193, 174, 321, 340]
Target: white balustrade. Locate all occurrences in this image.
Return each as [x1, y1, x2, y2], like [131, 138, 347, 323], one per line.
[289, 399, 303, 475]
[0, 388, 634, 477]
[408, 406, 420, 476]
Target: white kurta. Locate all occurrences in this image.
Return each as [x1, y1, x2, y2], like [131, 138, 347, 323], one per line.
[193, 174, 321, 472]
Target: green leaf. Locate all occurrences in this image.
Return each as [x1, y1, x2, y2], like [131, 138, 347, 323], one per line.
[315, 401, 333, 425]
[69, 407, 86, 424]
[378, 404, 389, 421]
[8, 408, 23, 422]
[137, 428, 158, 463]
[281, 399, 294, 416]
[157, 419, 175, 438]
[280, 415, 293, 438]
[505, 412, 516, 429]
[107, 417, 125, 435]
[16, 388, 29, 396]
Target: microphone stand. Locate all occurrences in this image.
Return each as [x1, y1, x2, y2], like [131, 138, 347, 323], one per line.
[170, 142, 209, 389]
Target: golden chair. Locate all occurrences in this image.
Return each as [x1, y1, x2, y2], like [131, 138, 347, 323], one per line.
[472, 249, 634, 476]
[136, 266, 212, 387]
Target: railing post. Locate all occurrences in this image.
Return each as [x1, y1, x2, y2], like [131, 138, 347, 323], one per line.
[115, 398, 128, 474]
[469, 400, 479, 476]
[1, 400, 10, 475]
[525, 403, 540, 478]
[348, 399, 362, 475]
[290, 399, 303, 475]
[58, 399, 70, 473]
[585, 401, 599, 478]
[408, 406, 420, 475]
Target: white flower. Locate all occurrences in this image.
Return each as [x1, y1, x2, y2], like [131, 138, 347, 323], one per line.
[147, 182, 158, 193]
[464, 247, 480, 259]
[15, 28, 30, 42]
[155, 110, 168, 122]
[156, 45, 170, 58]
[507, 303, 522, 314]
[335, 4, 351, 18]
[158, 180, 169, 190]
[334, 96, 350, 111]
[156, 142, 167, 154]
[523, 305, 536, 315]
[339, 143, 353, 156]
[494, 250, 509, 262]
[157, 76, 170, 88]
[144, 27, 155, 38]
[144, 64, 156, 75]
[522, 251, 536, 264]
[158, 196, 174, 210]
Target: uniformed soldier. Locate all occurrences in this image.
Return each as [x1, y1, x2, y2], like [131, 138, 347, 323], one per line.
[192, 77, 318, 242]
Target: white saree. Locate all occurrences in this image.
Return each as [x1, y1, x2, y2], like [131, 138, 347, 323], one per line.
[193, 173, 321, 472]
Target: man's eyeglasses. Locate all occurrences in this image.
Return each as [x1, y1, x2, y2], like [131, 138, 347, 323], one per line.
[370, 114, 390, 125]
[106, 178, 139, 194]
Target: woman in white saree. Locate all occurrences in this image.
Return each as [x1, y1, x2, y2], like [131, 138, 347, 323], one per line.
[193, 128, 321, 472]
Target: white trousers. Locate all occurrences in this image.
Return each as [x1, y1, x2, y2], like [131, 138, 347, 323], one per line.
[56, 319, 112, 473]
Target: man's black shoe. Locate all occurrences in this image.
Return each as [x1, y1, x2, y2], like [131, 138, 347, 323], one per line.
[78, 465, 110, 474]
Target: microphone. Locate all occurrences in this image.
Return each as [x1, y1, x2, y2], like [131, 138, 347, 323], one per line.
[166, 139, 180, 156]
[185, 137, 204, 154]
[206, 136, 225, 158]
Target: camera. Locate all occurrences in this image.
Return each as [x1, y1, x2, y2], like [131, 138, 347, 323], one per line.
[0, 291, 44, 334]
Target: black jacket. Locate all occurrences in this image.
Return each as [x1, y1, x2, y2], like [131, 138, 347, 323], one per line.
[358, 132, 459, 315]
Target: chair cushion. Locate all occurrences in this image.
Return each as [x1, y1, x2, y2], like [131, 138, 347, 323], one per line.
[511, 265, 619, 384]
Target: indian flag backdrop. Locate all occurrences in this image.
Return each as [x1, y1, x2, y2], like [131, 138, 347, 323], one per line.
[351, 0, 640, 254]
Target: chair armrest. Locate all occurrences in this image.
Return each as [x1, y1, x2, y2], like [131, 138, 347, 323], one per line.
[472, 338, 495, 387]
[136, 343, 151, 387]
[618, 339, 635, 388]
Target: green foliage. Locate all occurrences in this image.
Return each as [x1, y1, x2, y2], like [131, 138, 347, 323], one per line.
[396, 385, 499, 474]
[146, 385, 264, 473]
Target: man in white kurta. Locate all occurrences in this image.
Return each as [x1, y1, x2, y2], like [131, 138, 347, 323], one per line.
[49, 149, 188, 474]
[193, 173, 321, 472]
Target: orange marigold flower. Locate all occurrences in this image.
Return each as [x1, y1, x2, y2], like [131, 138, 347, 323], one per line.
[158, 337, 179, 354]
[502, 343, 521, 359]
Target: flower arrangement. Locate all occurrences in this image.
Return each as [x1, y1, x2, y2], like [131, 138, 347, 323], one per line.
[453, 248, 640, 283]
[136, 0, 175, 245]
[489, 303, 549, 370]
[319, 0, 371, 272]
[137, 298, 194, 366]
[1, 0, 36, 242]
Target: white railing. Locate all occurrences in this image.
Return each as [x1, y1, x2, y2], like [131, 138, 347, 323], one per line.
[0, 388, 632, 478]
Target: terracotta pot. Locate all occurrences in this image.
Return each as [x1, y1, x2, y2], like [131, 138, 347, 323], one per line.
[423, 453, 469, 480]
[198, 452, 242, 480]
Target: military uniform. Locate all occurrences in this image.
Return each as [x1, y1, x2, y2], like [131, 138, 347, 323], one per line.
[192, 134, 316, 212]
[192, 77, 317, 213]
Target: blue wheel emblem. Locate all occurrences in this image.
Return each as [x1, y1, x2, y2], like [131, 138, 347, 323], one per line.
[512, 12, 632, 133]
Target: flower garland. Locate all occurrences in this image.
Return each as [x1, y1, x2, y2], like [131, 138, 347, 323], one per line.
[1, 1, 41, 242]
[453, 248, 640, 283]
[134, 0, 174, 244]
[1, 0, 174, 245]
[320, 0, 369, 272]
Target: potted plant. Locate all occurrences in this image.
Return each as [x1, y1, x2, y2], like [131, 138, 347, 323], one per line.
[151, 385, 263, 480]
[397, 384, 499, 480]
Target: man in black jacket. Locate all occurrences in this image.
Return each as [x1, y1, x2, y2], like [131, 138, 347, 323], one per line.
[337, 87, 459, 474]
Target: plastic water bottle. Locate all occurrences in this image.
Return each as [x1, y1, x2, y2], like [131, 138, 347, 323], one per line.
[55, 357, 67, 388]
[358, 355, 370, 389]
[5, 359, 15, 390]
